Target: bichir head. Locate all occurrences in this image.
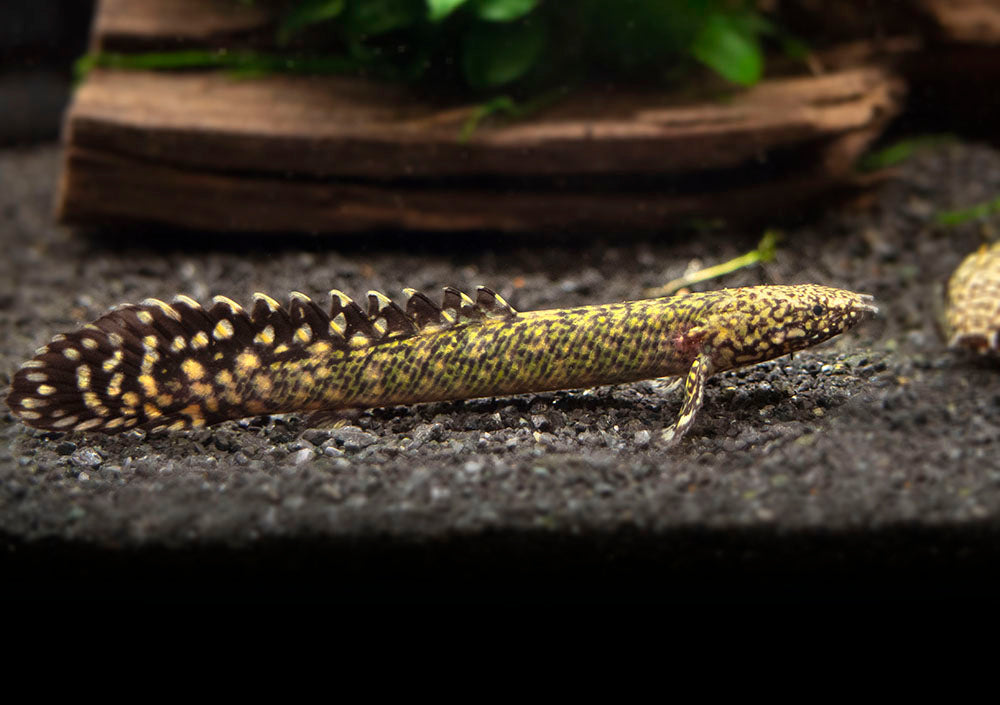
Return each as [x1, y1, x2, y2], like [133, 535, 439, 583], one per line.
[696, 284, 878, 371]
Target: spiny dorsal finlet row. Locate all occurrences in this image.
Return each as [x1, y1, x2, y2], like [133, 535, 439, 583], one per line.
[126, 285, 518, 354]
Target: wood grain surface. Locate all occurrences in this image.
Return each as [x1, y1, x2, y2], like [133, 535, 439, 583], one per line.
[58, 0, 904, 232]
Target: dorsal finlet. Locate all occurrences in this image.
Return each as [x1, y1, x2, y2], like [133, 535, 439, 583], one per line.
[403, 288, 447, 330]
[367, 291, 417, 338]
[442, 286, 481, 322]
[211, 295, 244, 315]
[367, 290, 393, 313]
[252, 292, 281, 312]
[286, 292, 330, 346]
[329, 288, 377, 340]
[475, 286, 517, 319]
[172, 294, 202, 310]
[328, 289, 354, 309]
[141, 298, 183, 321]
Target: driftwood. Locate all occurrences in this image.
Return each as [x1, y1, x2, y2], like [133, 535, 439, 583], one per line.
[64, 67, 901, 180]
[918, 0, 1000, 43]
[58, 0, 905, 233]
[93, 0, 274, 51]
[60, 143, 888, 233]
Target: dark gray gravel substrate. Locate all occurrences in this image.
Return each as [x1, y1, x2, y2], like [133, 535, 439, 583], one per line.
[3, 144, 1000, 602]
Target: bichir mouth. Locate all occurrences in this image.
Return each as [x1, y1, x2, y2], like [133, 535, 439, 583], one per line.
[855, 294, 878, 316]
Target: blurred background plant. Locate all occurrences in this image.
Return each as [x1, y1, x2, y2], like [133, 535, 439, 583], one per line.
[274, 0, 782, 89]
[81, 0, 787, 96]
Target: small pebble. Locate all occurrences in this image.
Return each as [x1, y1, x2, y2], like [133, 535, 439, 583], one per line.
[594, 483, 614, 496]
[412, 423, 444, 443]
[70, 447, 102, 467]
[330, 426, 378, 451]
[301, 429, 331, 446]
[213, 435, 237, 452]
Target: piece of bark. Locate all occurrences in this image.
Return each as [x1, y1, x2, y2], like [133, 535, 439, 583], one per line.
[58, 135, 888, 234]
[65, 66, 903, 180]
[92, 0, 274, 51]
[63, 0, 905, 233]
[917, 0, 1000, 43]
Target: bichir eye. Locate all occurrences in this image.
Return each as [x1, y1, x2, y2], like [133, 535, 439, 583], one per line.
[812, 304, 825, 316]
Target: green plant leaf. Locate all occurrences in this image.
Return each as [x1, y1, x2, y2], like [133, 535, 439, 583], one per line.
[346, 0, 422, 36]
[691, 13, 763, 86]
[779, 35, 810, 61]
[427, 0, 469, 22]
[86, 1, 780, 97]
[460, 95, 517, 140]
[278, 0, 345, 44]
[79, 49, 363, 76]
[856, 134, 956, 172]
[475, 0, 539, 22]
[462, 18, 545, 89]
[935, 196, 1000, 226]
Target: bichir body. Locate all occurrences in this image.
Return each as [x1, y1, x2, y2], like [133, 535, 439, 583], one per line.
[6, 284, 876, 443]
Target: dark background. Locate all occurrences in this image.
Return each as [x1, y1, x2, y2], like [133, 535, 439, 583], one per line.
[0, 0, 93, 145]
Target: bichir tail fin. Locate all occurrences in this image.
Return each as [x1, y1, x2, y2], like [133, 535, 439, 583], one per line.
[6, 286, 516, 434]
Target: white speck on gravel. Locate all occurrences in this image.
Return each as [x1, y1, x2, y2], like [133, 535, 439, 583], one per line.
[70, 447, 102, 467]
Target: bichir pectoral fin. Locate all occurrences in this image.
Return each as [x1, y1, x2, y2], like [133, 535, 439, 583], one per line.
[303, 407, 362, 429]
[661, 353, 712, 445]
